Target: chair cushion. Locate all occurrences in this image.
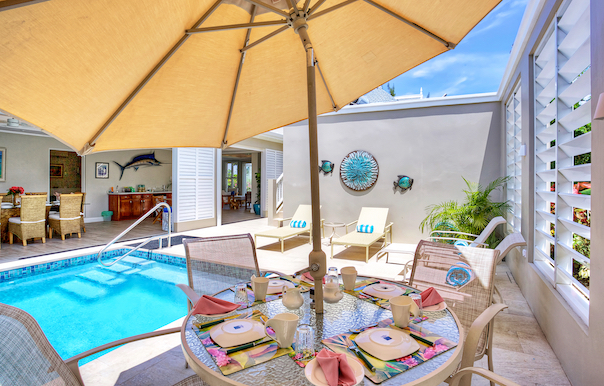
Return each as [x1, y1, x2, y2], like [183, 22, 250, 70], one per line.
[356, 224, 374, 233]
[8, 217, 45, 224]
[290, 220, 307, 228]
[49, 214, 81, 221]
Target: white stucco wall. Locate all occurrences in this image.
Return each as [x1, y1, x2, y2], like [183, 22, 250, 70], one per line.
[283, 101, 502, 243]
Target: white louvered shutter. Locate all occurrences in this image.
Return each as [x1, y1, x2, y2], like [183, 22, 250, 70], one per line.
[264, 149, 283, 208]
[175, 148, 215, 223]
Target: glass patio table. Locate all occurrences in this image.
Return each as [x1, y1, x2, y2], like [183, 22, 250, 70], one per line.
[180, 277, 463, 386]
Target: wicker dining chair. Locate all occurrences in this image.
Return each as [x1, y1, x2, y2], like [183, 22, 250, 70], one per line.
[8, 194, 47, 246]
[0, 302, 207, 386]
[178, 234, 285, 308]
[48, 194, 83, 240]
[409, 240, 505, 386]
[71, 192, 87, 233]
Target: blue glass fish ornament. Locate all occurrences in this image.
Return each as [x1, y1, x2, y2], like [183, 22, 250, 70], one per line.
[320, 160, 335, 175]
[394, 175, 413, 193]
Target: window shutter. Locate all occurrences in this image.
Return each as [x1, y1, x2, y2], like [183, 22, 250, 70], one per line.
[175, 148, 215, 223]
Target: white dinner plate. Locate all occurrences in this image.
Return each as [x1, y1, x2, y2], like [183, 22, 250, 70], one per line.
[355, 328, 420, 361]
[266, 279, 295, 295]
[423, 301, 447, 312]
[362, 283, 404, 300]
[304, 356, 364, 386]
[209, 319, 266, 348]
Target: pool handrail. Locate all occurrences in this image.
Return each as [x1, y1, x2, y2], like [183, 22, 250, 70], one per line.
[97, 202, 172, 267]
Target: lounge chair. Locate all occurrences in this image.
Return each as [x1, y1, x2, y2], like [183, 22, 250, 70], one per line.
[330, 207, 392, 263]
[0, 302, 207, 386]
[8, 194, 47, 246]
[254, 204, 324, 253]
[428, 216, 507, 247]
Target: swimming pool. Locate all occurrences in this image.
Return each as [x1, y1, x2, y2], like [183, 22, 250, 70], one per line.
[0, 249, 189, 364]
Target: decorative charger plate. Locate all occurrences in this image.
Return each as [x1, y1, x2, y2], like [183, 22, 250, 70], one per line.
[340, 150, 379, 191]
[209, 319, 266, 348]
[355, 328, 420, 361]
[304, 357, 364, 386]
[267, 279, 295, 294]
[362, 283, 404, 300]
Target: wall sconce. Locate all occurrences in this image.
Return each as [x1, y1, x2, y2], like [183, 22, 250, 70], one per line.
[519, 144, 527, 157]
[594, 92, 604, 120]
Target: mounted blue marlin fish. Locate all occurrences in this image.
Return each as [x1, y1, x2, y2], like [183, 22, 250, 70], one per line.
[114, 152, 163, 180]
[394, 175, 414, 193]
[320, 160, 335, 175]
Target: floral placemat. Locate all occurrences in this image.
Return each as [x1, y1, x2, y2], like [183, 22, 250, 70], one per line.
[344, 279, 417, 310]
[322, 318, 457, 384]
[237, 276, 311, 310]
[191, 309, 293, 375]
[288, 342, 317, 367]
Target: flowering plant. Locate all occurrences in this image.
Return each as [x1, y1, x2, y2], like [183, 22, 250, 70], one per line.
[7, 186, 24, 196]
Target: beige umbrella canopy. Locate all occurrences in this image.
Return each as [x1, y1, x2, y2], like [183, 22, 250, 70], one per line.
[0, 0, 500, 310]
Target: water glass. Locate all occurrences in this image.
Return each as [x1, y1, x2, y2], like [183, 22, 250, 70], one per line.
[295, 324, 315, 360]
[326, 267, 339, 285]
[410, 293, 423, 319]
[234, 282, 248, 306]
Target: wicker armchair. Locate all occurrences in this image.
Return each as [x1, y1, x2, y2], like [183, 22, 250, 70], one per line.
[8, 194, 47, 246]
[179, 234, 285, 308]
[48, 194, 83, 240]
[409, 240, 505, 386]
[0, 302, 207, 386]
[71, 192, 87, 233]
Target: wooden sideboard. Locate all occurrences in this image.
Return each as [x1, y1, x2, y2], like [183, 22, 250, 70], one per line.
[108, 193, 171, 221]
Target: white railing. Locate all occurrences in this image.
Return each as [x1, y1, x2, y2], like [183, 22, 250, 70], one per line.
[276, 173, 284, 211]
[97, 203, 172, 267]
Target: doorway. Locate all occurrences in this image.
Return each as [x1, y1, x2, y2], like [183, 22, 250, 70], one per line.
[221, 151, 259, 224]
[49, 150, 81, 198]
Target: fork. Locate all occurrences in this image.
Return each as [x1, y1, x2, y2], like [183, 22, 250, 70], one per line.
[345, 337, 375, 372]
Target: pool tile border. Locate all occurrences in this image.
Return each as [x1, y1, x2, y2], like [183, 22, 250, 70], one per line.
[0, 249, 186, 283]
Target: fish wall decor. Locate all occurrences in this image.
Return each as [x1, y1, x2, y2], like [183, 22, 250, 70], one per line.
[320, 160, 335, 175]
[114, 152, 163, 180]
[393, 175, 414, 193]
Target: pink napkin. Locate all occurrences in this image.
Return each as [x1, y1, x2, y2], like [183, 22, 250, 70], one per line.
[420, 287, 444, 307]
[316, 348, 357, 386]
[302, 272, 326, 284]
[192, 295, 240, 315]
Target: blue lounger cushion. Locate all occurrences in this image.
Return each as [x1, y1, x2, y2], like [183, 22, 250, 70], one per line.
[290, 220, 307, 228]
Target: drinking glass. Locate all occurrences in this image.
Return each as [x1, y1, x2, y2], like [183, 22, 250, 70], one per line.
[295, 324, 315, 360]
[326, 266, 339, 285]
[234, 282, 248, 307]
[410, 293, 423, 320]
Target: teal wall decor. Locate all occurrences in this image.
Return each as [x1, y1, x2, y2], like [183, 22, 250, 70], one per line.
[320, 160, 335, 175]
[340, 150, 379, 191]
[394, 175, 414, 193]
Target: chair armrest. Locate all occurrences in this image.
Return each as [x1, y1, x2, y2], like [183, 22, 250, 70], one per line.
[428, 237, 488, 247]
[450, 367, 521, 386]
[345, 220, 358, 233]
[261, 270, 288, 277]
[460, 303, 508, 370]
[428, 230, 480, 238]
[176, 283, 201, 306]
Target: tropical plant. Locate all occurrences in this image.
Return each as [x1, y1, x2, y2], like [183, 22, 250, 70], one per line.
[254, 172, 261, 205]
[420, 176, 511, 247]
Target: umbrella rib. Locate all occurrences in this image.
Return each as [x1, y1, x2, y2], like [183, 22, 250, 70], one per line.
[284, 0, 298, 13]
[222, 7, 257, 147]
[186, 20, 287, 34]
[307, 0, 357, 20]
[242, 0, 289, 18]
[315, 59, 338, 111]
[240, 25, 289, 53]
[302, 0, 313, 14]
[85, 0, 223, 152]
[307, 0, 328, 16]
[361, 0, 454, 49]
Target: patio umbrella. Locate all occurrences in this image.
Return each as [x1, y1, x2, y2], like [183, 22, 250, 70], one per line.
[0, 0, 501, 311]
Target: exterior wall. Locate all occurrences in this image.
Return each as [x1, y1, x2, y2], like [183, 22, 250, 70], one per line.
[501, 0, 603, 385]
[283, 101, 502, 242]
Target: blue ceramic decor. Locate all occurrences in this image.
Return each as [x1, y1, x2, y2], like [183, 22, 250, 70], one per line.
[393, 175, 414, 193]
[340, 150, 379, 191]
[320, 160, 335, 175]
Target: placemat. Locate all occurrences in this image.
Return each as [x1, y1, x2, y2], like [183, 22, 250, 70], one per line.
[191, 310, 293, 375]
[238, 276, 311, 310]
[344, 279, 417, 310]
[288, 343, 317, 368]
[322, 318, 457, 384]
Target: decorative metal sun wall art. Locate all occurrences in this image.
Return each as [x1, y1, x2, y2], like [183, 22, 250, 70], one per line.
[340, 150, 379, 191]
[394, 175, 414, 193]
[320, 160, 335, 175]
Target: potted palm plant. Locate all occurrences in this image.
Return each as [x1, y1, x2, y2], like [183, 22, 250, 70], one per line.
[253, 172, 261, 215]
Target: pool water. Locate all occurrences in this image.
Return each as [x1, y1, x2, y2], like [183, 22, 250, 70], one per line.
[0, 255, 188, 364]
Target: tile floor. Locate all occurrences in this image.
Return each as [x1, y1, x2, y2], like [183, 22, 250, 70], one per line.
[68, 219, 570, 386]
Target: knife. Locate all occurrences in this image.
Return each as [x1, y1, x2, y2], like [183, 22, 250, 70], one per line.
[410, 333, 435, 346]
[196, 318, 228, 330]
[226, 337, 273, 355]
[349, 339, 375, 372]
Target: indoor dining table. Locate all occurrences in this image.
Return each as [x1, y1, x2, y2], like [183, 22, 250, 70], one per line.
[0, 202, 57, 243]
[181, 277, 464, 386]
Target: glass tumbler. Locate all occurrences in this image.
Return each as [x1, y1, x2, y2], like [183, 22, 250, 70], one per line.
[410, 293, 423, 320]
[326, 266, 339, 285]
[295, 324, 315, 360]
[234, 282, 248, 307]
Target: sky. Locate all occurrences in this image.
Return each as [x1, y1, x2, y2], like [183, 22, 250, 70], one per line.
[385, 0, 528, 98]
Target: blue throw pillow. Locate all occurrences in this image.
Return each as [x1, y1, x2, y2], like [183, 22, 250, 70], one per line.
[356, 224, 374, 233]
[290, 220, 306, 228]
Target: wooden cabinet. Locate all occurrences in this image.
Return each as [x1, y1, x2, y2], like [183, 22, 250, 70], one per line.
[109, 193, 168, 221]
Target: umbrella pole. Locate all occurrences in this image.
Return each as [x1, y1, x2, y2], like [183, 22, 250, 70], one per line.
[297, 23, 326, 313]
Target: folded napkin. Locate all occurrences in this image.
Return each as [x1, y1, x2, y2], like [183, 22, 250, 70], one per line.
[316, 348, 357, 386]
[302, 272, 326, 284]
[192, 295, 240, 315]
[420, 287, 444, 307]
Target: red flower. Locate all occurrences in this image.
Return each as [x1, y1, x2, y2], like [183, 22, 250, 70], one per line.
[7, 186, 24, 195]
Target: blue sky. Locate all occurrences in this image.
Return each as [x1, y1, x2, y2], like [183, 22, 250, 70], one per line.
[385, 0, 528, 98]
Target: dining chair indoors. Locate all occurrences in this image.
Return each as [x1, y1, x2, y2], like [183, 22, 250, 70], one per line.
[0, 302, 207, 386]
[71, 192, 87, 233]
[428, 216, 507, 247]
[48, 193, 83, 240]
[8, 194, 47, 246]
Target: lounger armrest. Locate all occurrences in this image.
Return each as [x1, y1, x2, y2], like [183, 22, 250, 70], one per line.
[345, 220, 358, 233]
[460, 303, 508, 370]
[176, 283, 201, 306]
[428, 236, 488, 247]
[450, 367, 521, 386]
[428, 230, 480, 239]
